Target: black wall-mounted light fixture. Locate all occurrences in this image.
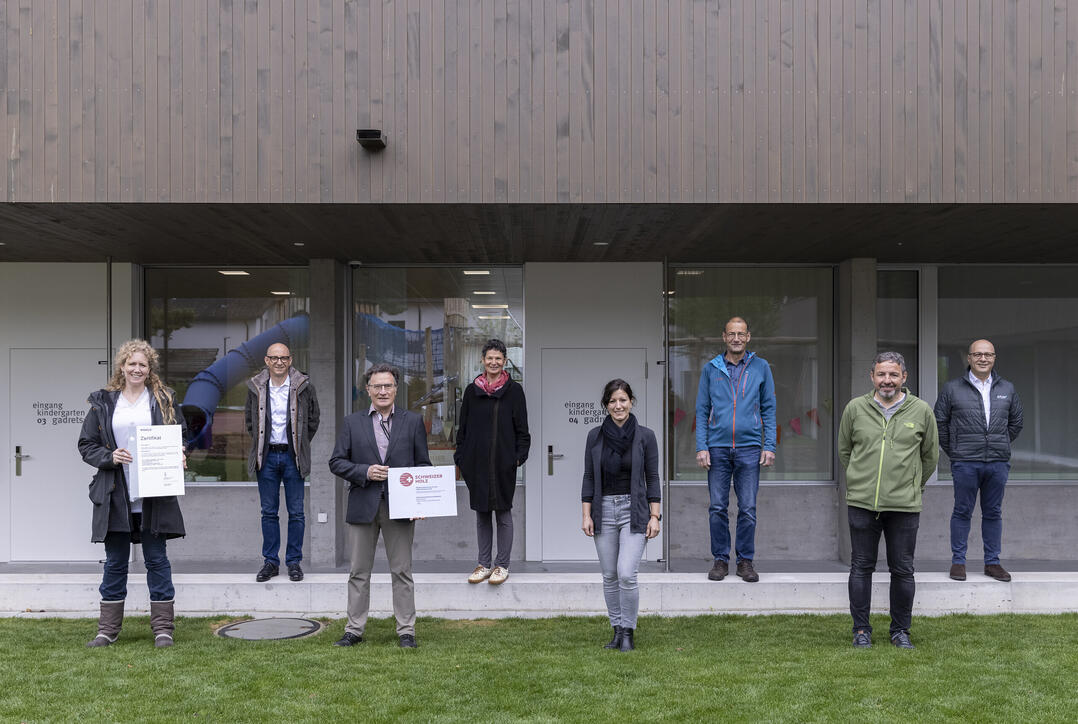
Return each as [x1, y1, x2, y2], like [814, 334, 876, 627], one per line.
[356, 129, 387, 150]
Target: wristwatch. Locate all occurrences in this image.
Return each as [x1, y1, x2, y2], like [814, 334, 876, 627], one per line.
[650, 513, 662, 521]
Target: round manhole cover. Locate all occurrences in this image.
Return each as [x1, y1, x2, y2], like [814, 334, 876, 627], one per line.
[216, 617, 324, 640]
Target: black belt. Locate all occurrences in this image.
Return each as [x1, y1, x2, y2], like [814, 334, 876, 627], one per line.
[267, 443, 290, 453]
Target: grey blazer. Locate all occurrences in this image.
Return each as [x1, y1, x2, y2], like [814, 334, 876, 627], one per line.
[581, 422, 661, 535]
[328, 408, 431, 524]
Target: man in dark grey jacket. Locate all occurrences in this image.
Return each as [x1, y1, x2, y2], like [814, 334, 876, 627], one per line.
[245, 343, 320, 583]
[934, 339, 1023, 583]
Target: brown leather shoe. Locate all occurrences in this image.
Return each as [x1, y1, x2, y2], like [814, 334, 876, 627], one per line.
[949, 564, 966, 581]
[707, 560, 728, 581]
[984, 564, 1011, 582]
[736, 559, 760, 582]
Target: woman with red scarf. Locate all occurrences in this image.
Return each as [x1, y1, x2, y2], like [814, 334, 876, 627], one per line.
[455, 339, 531, 585]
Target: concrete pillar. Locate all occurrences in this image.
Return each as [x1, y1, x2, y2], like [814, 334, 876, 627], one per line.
[308, 259, 349, 567]
[835, 258, 877, 563]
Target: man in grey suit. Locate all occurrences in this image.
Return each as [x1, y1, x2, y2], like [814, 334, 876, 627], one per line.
[329, 363, 431, 648]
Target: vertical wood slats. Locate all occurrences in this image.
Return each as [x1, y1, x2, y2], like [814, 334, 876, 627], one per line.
[0, 0, 1075, 204]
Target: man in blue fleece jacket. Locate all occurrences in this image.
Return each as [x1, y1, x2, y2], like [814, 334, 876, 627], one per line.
[695, 317, 777, 582]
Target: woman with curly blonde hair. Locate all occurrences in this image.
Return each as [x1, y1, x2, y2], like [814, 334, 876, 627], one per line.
[78, 339, 188, 648]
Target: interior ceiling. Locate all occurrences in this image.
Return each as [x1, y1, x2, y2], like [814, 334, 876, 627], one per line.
[1, 203, 1076, 265]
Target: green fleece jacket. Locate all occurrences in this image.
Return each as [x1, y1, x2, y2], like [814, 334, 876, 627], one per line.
[838, 389, 939, 513]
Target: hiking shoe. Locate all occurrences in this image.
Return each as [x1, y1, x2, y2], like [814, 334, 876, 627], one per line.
[398, 634, 418, 648]
[488, 566, 510, 585]
[853, 630, 872, 648]
[949, 563, 966, 581]
[707, 560, 728, 581]
[255, 562, 279, 582]
[890, 631, 914, 649]
[468, 565, 493, 584]
[736, 559, 759, 582]
[984, 564, 1011, 582]
[333, 632, 362, 647]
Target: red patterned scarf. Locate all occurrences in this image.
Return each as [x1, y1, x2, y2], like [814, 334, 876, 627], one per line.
[475, 370, 509, 396]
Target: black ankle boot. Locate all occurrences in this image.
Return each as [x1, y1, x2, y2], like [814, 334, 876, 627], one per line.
[619, 628, 635, 652]
[603, 626, 623, 649]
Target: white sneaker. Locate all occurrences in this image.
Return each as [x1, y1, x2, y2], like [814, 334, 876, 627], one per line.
[468, 565, 493, 584]
[488, 566, 509, 585]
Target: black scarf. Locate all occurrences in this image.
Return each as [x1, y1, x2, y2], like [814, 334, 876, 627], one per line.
[600, 413, 637, 479]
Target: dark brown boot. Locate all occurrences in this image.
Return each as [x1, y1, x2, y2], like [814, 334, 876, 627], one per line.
[150, 600, 175, 648]
[86, 600, 125, 647]
[736, 559, 760, 582]
[984, 564, 1011, 582]
[707, 560, 728, 581]
[949, 563, 966, 581]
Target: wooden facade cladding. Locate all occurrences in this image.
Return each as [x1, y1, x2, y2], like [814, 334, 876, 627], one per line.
[1, 0, 1076, 204]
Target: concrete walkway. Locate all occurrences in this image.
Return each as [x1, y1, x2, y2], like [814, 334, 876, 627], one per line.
[4, 570, 1077, 618]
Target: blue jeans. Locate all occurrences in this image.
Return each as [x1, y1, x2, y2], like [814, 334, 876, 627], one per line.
[848, 506, 919, 637]
[593, 495, 648, 630]
[707, 446, 761, 562]
[100, 525, 174, 602]
[258, 450, 306, 567]
[950, 461, 1010, 566]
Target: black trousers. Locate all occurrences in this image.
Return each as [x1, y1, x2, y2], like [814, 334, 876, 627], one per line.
[848, 505, 920, 637]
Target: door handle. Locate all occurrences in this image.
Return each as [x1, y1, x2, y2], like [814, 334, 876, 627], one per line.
[547, 445, 564, 475]
[14, 445, 31, 476]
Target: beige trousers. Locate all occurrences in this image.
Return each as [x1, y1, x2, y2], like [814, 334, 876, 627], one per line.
[345, 497, 416, 637]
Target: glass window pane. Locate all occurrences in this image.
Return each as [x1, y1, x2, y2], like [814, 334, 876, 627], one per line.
[352, 267, 524, 470]
[669, 267, 835, 481]
[877, 269, 919, 394]
[146, 267, 311, 483]
[938, 266, 1078, 481]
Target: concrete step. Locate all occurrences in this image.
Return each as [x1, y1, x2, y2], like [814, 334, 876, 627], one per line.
[3, 572, 1077, 618]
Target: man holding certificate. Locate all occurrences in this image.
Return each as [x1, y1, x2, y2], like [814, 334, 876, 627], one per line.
[329, 363, 431, 649]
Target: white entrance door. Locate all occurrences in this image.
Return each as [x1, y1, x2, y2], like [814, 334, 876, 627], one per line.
[9, 348, 107, 561]
[540, 347, 651, 560]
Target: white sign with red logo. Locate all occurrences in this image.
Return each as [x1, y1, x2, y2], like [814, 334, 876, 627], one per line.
[387, 465, 458, 519]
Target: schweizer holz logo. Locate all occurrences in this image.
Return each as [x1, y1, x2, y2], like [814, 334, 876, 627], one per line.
[399, 472, 414, 487]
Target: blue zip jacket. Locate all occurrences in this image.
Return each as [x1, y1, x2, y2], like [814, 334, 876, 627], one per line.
[695, 351, 777, 452]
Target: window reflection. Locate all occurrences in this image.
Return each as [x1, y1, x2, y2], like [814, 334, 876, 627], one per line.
[669, 267, 835, 481]
[146, 267, 310, 483]
[352, 267, 524, 470]
[938, 266, 1078, 481]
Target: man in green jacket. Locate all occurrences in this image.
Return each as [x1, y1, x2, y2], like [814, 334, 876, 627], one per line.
[838, 351, 939, 650]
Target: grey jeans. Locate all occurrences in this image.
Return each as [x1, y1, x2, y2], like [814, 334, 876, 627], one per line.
[593, 494, 648, 630]
[477, 509, 513, 568]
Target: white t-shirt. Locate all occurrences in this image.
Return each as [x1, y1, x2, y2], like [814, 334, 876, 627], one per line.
[112, 388, 152, 514]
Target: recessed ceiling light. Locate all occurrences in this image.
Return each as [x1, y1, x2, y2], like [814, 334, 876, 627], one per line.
[478, 315, 511, 320]
[270, 291, 291, 296]
[472, 304, 509, 309]
[218, 270, 250, 276]
[293, 242, 305, 247]
[676, 270, 704, 276]
[665, 290, 676, 295]
[463, 270, 491, 275]
[593, 242, 609, 246]
[0, 241, 6, 245]
[472, 291, 496, 295]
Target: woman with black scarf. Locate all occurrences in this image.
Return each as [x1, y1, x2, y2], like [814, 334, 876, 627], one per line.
[581, 379, 661, 651]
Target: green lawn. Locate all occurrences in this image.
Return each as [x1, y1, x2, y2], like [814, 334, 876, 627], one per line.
[2, 614, 1076, 723]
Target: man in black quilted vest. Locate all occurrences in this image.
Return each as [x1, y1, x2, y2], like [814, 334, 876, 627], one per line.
[934, 339, 1023, 583]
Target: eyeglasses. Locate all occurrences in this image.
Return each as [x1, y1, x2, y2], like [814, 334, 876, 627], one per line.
[367, 383, 397, 391]
[968, 352, 996, 359]
[724, 332, 749, 340]
[266, 356, 292, 363]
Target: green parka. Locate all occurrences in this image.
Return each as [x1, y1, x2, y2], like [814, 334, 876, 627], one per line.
[838, 389, 939, 513]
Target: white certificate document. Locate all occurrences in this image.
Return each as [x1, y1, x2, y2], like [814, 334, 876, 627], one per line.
[135, 425, 186, 498]
[387, 465, 457, 519]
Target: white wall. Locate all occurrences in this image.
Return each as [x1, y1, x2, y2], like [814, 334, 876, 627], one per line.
[0, 263, 134, 562]
[522, 262, 665, 560]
